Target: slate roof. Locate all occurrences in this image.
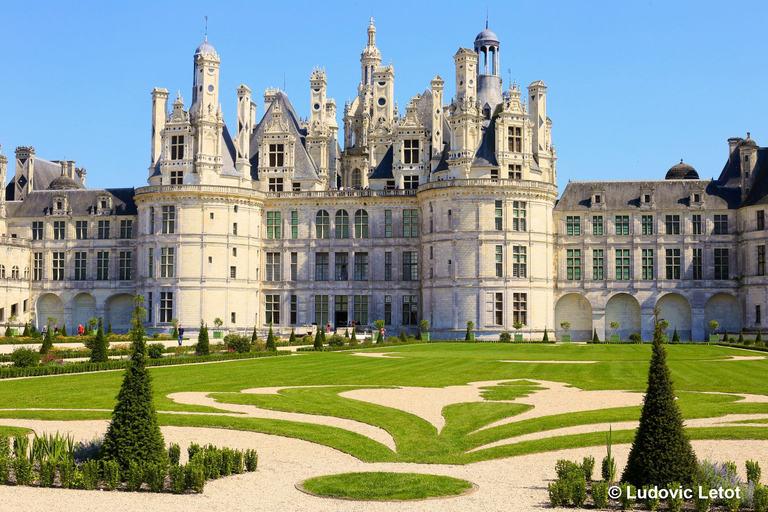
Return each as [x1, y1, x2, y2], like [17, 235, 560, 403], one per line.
[5, 157, 85, 200]
[472, 116, 498, 167]
[741, 148, 768, 207]
[220, 125, 239, 176]
[6, 188, 137, 217]
[369, 145, 394, 180]
[555, 180, 741, 211]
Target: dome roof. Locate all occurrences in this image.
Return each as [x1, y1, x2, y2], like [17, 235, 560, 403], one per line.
[738, 134, 758, 148]
[474, 28, 499, 44]
[48, 175, 82, 190]
[195, 40, 217, 58]
[665, 159, 699, 180]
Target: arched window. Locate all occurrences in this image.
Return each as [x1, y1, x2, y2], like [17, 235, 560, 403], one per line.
[335, 210, 349, 239]
[0, 264, 5, 278]
[352, 168, 362, 188]
[354, 209, 369, 238]
[24, 267, 30, 280]
[316, 210, 329, 239]
[11, 266, 19, 279]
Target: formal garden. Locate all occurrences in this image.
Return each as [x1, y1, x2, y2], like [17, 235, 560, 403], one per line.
[0, 304, 767, 509]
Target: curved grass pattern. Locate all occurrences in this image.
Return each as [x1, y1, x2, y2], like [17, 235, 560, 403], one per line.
[298, 472, 474, 501]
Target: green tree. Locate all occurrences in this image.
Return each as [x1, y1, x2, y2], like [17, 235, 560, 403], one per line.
[593, 329, 600, 343]
[723, 329, 729, 343]
[350, 328, 357, 343]
[197, 322, 210, 356]
[314, 327, 324, 350]
[610, 321, 620, 336]
[40, 323, 54, 355]
[251, 326, 258, 342]
[757, 329, 763, 344]
[22, 323, 31, 337]
[100, 295, 166, 471]
[671, 327, 680, 342]
[542, 329, 549, 342]
[400, 329, 407, 342]
[621, 307, 697, 488]
[90, 322, 109, 363]
[373, 320, 385, 344]
[170, 318, 179, 339]
[60, 324, 68, 337]
[560, 321, 570, 334]
[418, 319, 430, 341]
[265, 323, 277, 351]
[107, 323, 114, 336]
[289, 328, 297, 344]
[738, 330, 745, 344]
[465, 320, 474, 341]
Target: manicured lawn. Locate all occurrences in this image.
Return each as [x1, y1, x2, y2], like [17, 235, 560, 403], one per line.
[300, 472, 474, 500]
[0, 343, 765, 464]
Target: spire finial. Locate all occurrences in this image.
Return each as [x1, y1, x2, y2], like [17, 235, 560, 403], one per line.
[747, 131, 751, 139]
[486, 7, 489, 29]
[204, 15, 208, 42]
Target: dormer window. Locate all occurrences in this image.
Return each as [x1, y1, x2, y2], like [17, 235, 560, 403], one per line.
[644, 194, 651, 203]
[639, 186, 655, 208]
[269, 144, 284, 167]
[594, 195, 601, 204]
[403, 139, 419, 164]
[100, 200, 107, 209]
[97, 195, 112, 214]
[694, 194, 700, 203]
[507, 127, 522, 152]
[170, 135, 185, 160]
[590, 187, 606, 210]
[57, 201, 63, 210]
[52, 195, 68, 214]
[689, 185, 704, 208]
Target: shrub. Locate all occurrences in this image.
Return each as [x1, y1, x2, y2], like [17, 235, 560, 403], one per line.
[244, 449, 258, 471]
[350, 329, 358, 344]
[289, 329, 297, 344]
[758, 329, 764, 344]
[602, 454, 615, 482]
[739, 330, 745, 344]
[148, 343, 165, 359]
[126, 460, 143, 491]
[724, 487, 741, 512]
[0, 456, 9, 485]
[90, 323, 108, 363]
[39, 460, 56, 487]
[629, 333, 642, 342]
[313, 328, 325, 350]
[693, 484, 712, 512]
[102, 459, 120, 490]
[265, 324, 277, 351]
[197, 322, 210, 356]
[0, 435, 8, 459]
[225, 334, 252, 354]
[188, 442, 202, 461]
[168, 443, 181, 465]
[582, 455, 595, 481]
[59, 460, 76, 488]
[754, 484, 768, 512]
[301, 334, 313, 344]
[542, 329, 549, 342]
[499, 332, 511, 342]
[82, 459, 100, 489]
[465, 321, 474, 340]
[642, 484, 660, 510]
[666, 482, 684, 512]
[556, 459, 582, 480]
[618, 482, 636, 510]
[748, 460, 762, 484]
[570, 475, 587, 507]
[40, 326, 54, 355]
[547, 479, 570, 507]
[11, 347, 40, 367]
[203, 445, 222, 480]
[22, 323, 31, 337]
[152, 331, 160, 339]
[185, 462, 205, 493]
[170, 463, 185, 494]
[592, 480, 609, 508]
[671, 327, 680, 342]
[145, 461, 166, 492]
[230, 449, 244, 474]
[13, 456, 34, 485]
[327, 334, 345, 347]
[593, 329, 600, 343]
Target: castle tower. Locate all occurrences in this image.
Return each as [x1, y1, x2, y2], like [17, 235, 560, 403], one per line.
[431, 76, 445, 157]
[0, 144, 7, 218]
[150, 87, 169, 170]
[307, 68, 331, 180]
[14, 146, 35, 201]
[190, 39, 224, 182]
[235, 84, 253, 177]
[473, 25, 503, 112]
[453, 48, 478, 101]
[360, 18, 382, 92]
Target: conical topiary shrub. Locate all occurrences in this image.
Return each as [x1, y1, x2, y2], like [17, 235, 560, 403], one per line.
[266, 324, 277, 351]
[100, 295, 166, 471]
[757, 329, 763, 344]
[289, 329, 296, 344]
[738, 330, 745, 344]
[314, 328, 324, 350]
[400, 329, 407, 343]
[197, 322, 210, 356]
[593, 329, 600, 343]
[107, 323, 114, 336]
[671, 327, 680, 342]
[90, 324, 109, 363]
[22, 323, 31, 338]
[350, 329, 357, 343]
[542, 330, 549, 342]
[40, 326, 54, 355]
[723, 329, 730, 344]
[60, 324, 68, 337]
[621, 307, 697, 488]
[251, 326, 258, 342]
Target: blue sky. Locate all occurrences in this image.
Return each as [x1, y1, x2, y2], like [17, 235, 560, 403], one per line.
[2, 0, 767, 193]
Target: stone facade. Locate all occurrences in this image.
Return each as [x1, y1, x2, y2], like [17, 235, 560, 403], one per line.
[0, 22, 765, 340]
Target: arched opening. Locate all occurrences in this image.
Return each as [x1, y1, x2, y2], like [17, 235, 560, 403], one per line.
[605, 293, 641, 340]
[72, 293, 96, 330]
[705, 293, 742, 335]
[335, 210, 350, 238]
[489, 46, 496, 75]
[656, 293, 692, 341]
[36, 293, 64, 330]
[555, 293, 593, 341]
[105, 294, 135, 334]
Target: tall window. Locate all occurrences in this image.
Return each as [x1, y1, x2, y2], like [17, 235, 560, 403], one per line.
[120, 219, 133, 239]
[232, 222, 238, 235]
[758, 211, 765, 231]
[403, 209, 418, 237]
[160, 247, 174, 277]
[33, 253, 43, 281]
[314, 295, 329, 326]
[52, 252, 65, 281]
[354, 296, 368, 325]
[508, 164, 522, 180]
[351, 169, 362, 188]
[615, 249, 630, 280]
[403, 139, 419, 164]
[334, 253, 348, 281]
[665, 248, 680, 279]
[266, 211, 281, 239]
[162, 206, 175, 234]
[513, 293, 527, 325]
[759, 245, 766, 276]
[385, 252, 392, 281]
[593, 249, 604, 280]
[512, 246, 526, 278]
[487, 292, 503, 326]
[384, 295, 392, 325]
[316, 210, 329, 238]
[384, 210, 392, 238]
[334, 296, 348, 325]
[32, 221, 43, 240]
[335, 210, 349, 238]
[566, 249, 581, 280]
[403, 175, 419, 189]
[53, 221, 65, 240]
[74, 252, 87, 281]
[615, 215, 629, 235]
[76, 220, 88, 239]
[98, 220, 110, 239]
[507, 126, 522, 152]
[566, 216, 580, 236]
[290, 252, 298, 281]
[315, 253, 329, 281]
[692, 214, 702, 235]
[714, 248, 729, 279]
[354, 209, 369, 238]
[494, 200, 503, 230]
[642, 249, 654, 280]
[170, 135, 184, 160]
[692, 248, 702, 280]
[96, 251, 109, 280]
[291, 211, 299, 239]
[149, 207, 155, 234]
[495, 245, 503, 277]
[713, 214, 728, 234]
[402, 295, 418, 325]
[403, 251, 418, 281]
[758, 305, 762, 325]
[290, 295, 297, 324]
[641, 215, 653, 235]
[119, 251, 132, 280]
[269, 143, 285, 167]
[665, 215, 680, 235]
[354, 253, 368, 281]
[593, 216, 604, 235]
[265, 295, 280, 324]
[512, 201, 526, 231]
[160, 292, 173, 323]
[266, 252, 280, 281]
[148, 248, 154, 278]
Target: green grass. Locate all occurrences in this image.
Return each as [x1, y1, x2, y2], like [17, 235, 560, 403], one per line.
[0, 426, 32, 437]
[300, 472, 473, 500]
[0, 343, 765, 464]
